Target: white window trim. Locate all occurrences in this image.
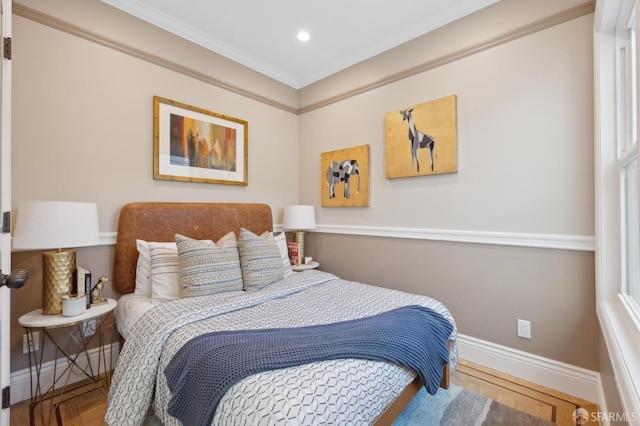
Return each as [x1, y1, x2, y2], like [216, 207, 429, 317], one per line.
[619, 129, 639, 322]
[595, 0, 640, 417]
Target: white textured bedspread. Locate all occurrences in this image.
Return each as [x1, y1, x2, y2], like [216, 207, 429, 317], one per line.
[105, 270, 457, 426]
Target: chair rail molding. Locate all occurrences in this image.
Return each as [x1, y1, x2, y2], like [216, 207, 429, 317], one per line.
[101, 226, 594, 252]
[313, 224, 595, 252]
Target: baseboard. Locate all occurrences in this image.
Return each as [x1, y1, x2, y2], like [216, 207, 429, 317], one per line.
[10, 342, 119, 405]
[457, 334, 602, 404]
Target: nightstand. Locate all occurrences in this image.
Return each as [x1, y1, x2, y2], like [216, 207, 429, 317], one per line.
[292, 260, 319, 272]
[18, 298, 117, 425]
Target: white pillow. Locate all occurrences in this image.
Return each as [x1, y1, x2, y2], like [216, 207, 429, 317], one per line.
[136, 240, 179, 298]
[134, 239, 152, 297]
[273, 232, 293, 278]
[148, 241, 179, 302]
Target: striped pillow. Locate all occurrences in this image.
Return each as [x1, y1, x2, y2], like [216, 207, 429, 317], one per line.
[175, 233, 243, 298]
[149, 242, 180, 302]
[238, 228, 285, 291]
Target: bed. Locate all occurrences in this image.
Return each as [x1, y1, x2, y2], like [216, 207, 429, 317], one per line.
[105, 202, 458, 426]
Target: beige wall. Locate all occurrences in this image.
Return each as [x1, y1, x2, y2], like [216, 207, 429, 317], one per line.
[6, 0, 619, 410]
[9, 0, 299, 371]
[11, 7, 299, 231]
[298, 13, 594, 235]
[298, 3, 597, 369]
[299, 0, 593, 111]
[296, 0, 621, 409]
[308, 234, 597, 370]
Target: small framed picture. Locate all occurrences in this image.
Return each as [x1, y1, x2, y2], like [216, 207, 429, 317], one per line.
[153, 96, 248, 185]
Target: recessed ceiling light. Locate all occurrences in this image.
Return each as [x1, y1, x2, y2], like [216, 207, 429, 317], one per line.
[297, 30, 310, 42]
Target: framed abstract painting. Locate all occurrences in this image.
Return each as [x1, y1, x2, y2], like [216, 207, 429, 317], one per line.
[153, 96, 248, 185]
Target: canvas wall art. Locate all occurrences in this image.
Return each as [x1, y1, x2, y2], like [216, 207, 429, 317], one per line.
[321, 145, 370, 207]
[385, 95, 457, 178]
[153, 96, 248, 185]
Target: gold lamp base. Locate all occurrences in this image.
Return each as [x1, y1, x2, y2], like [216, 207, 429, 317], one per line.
[293, 231, 306, 264]
[42, 249, 76, 315]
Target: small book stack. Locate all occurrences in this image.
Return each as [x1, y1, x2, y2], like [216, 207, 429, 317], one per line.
[76, 266, 92, 309]
[287, 242, 300, 266]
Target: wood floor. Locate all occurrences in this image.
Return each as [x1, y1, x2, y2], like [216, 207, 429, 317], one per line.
[10, 359, 598, 425]
[452, 360, 599, 426]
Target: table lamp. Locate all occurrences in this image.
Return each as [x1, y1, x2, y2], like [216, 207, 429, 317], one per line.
[282, 205, 316, 264]
[12, 201, 100, 315]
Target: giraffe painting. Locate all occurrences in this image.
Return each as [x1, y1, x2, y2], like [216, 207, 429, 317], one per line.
[399, 108, 436, 172]
[385, 95, 458, 178]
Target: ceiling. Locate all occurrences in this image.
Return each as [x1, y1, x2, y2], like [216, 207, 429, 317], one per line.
[100, 0, 500, 89]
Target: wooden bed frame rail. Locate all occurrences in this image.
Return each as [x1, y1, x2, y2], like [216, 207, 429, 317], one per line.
[373, 343, 450, 425]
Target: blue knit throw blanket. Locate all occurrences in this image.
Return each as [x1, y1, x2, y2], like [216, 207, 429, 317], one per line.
[164, 305, 453, 426]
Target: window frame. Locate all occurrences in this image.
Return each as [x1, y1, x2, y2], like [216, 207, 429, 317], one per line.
[595, 0, 640, 416]
[618, 150, 640, 332]
[617, 5, 640, 327]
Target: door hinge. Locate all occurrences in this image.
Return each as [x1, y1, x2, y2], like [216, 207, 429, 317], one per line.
[3, 37, 11, 60]
[1, 386, 9, 409]
[2, 212, 9, 233]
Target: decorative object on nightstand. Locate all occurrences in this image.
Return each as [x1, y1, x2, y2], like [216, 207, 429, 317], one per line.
[90, 275, 109, 305]
[61, 295, 86, 316]
[12, 201, 100, 315]
[283, 205, 316, 264]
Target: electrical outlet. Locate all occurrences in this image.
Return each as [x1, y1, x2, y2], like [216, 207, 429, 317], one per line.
[83, 319, 97, 337]
[22, 332, 39, 354]
[517, 319, 531, 339]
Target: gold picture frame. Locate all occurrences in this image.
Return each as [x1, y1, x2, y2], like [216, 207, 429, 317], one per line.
[321, 145, 370, 207]
[153, 96, 248, 185]
[385, 95, 457, 178]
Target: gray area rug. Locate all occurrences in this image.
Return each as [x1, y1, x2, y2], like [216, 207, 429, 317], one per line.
[394, 383, 556, 426]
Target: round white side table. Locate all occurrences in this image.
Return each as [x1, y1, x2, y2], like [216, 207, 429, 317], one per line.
[19, 298, 117, 425]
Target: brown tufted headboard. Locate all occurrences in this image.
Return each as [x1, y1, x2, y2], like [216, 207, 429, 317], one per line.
[113, 202, 273, 294]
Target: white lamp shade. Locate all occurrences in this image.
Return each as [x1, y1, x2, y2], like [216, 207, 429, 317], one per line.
[12, 201, 100, 250]
[283, 205, 316, 231]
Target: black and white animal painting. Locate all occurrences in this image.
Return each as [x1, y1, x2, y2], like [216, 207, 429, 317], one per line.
[399, 109, 436, 172]
[326, 160, 360, 198]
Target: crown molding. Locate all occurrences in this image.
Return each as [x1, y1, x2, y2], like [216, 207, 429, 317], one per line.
[298, 1, 595, 114]
[14, 2, 594, 116]
[12, 4, 298, 115]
